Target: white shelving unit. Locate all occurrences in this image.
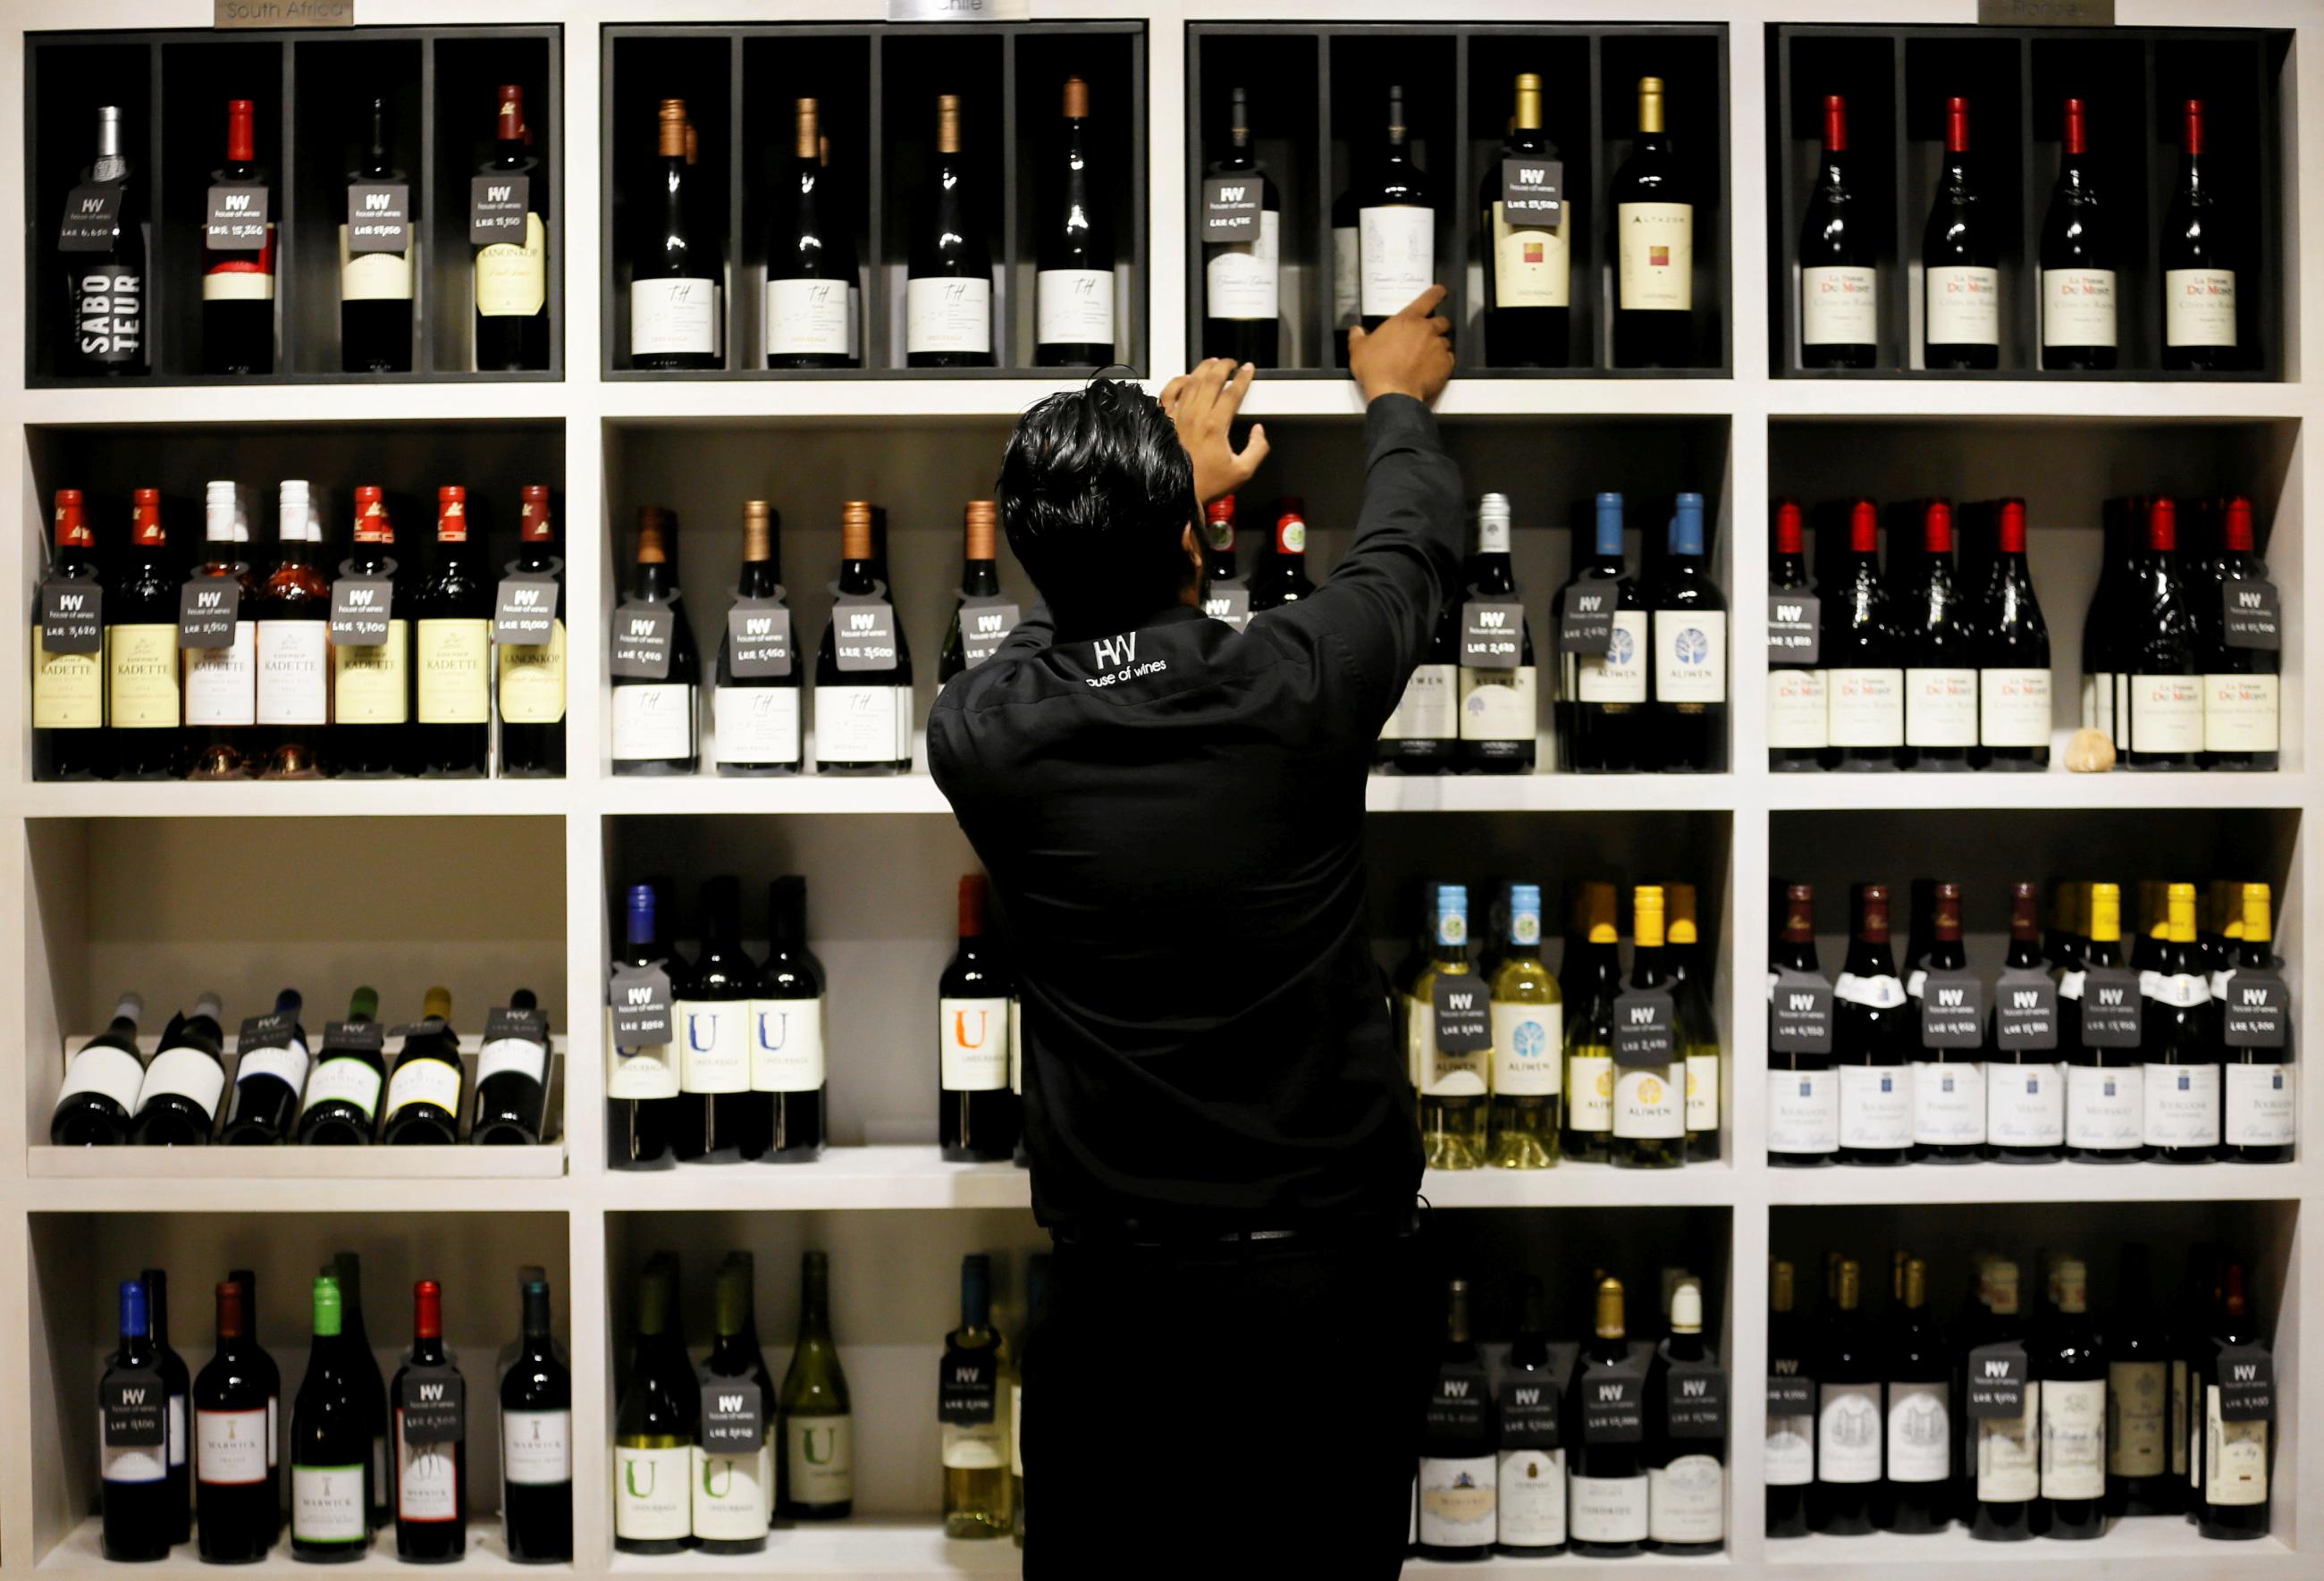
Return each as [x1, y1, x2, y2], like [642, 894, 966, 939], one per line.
[1, 1, 2319, 1578]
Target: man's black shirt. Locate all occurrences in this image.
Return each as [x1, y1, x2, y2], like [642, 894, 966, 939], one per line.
[928, 394, 1463, 1227]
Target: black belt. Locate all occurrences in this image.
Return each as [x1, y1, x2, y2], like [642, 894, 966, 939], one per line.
[1053, 1206, 1419, 1249]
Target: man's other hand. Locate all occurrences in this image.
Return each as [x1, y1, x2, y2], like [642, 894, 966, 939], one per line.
[1348, 284, 1454, 408]
[1160, 358, 1270, 507]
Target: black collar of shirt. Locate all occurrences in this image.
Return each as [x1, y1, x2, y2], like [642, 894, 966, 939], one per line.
[1052, 601, 1210, 647]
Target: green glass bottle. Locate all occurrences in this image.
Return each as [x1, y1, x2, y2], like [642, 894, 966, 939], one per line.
[1668, 881, 1722, 1161]
[779, 1251, 853, 1520]
[1415, 884, 1488, 1169]
[691, 1257, 769, 1552]
[1488, 882, 1562, 1168]
[1562, 882, 1621, 1162]
[612, 1255, 694, 1554]
[1611, 885, 1686, 1169]
[939, 1255, 1012, 1538]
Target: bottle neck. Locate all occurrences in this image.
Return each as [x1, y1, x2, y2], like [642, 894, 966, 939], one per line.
[961, 557, 999, 597]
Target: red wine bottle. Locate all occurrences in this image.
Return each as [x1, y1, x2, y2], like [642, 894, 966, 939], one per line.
[1034, 77, 1116, 367]
[1799, 94, 1875, 368]
[2163, 100, 2238, 372]
[63, 104, 147, 375]
[1922, 97, 1998, 371]
[1202, 87, 1280, 367]
[2039, 97, 2115, 371]
[2119, 497, 2202, 769]
[1834, 884, 1910, 1166]
[1766, 884, 1836, 1167]
[1972, 500, 2050, 769]
[474, 85, 550, 372]
[33, 488, 105, 780]
[202, 98, 275, 374]
[1900, 500, 1972, 769]
[938, 875, 1017, 1162]
[1823, 500, 1902, 769]
[1480, 72, 1570, 368]
[1767, 500, 1825, 770]
[2194, 496, 2278, 769]
[1814, 1257, 1880, 1533]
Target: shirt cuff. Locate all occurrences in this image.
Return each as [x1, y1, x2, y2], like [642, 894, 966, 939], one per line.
[1363, 391, 1442, 458]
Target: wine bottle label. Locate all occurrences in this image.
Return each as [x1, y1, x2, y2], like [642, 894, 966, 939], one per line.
[1327, 225, 1360, 328]
[1457, 665, 1532, 746]
[198, 1407, 267, 1486]
[1910, 1059, 1985, 1147]
[2224, 1063, 2295, 1146]
[1491, 1003, 1562, 1097]
[2173, 1360, 2191, 1479]
[1764, 1069, 1839, 1155]
[1357, 206, 1433, 319]
[332, 623, 408, 724]
[1565, 1053, 1612, 1131]
[1801, 265, 1876, 347]
[2065, 1063, 2143, 1150]
[301, 1056, 383, 1121]
[905, 277, 992, 355]
[765, 277, 852, 357]
[100, 1385, 167, 1484]
[1417, 1453, 1496, 1547]
[1612, 1064, 1682, 1139]
[1987, 1061, 2064, 1147]
[676, 1000, 750, 1094]
[2041, 268, 2117, 348]
[31, 627, 103, 729]
[1382, 662, 1457, 743]
[1826, 667, 1903, 746]
[1685, 1050, 1718, 1131]
[1837, 1064, 1909, 1150]
[1568, 1473, 1647, 1542]
[1653, 611, 1724, 703]
[384, 1055, 462, 1118]
[2143, 1062, 2221, 1147]
[255, 621, 328, 725]
[1885, 1383, 1949, 1484]
[2041, 1378, 2106, 1499]
[742, 997, 826, 1095]
[339, 227, 414, 302]
[1978, 667, 2050, 747]
[2129, 674, 2203, 752]
[1574, 610, 1647, 702]
[292, 1463, 368, 1542]
[2166, 269, 2237, 348]
[1834, 971, 1906, 1010]
[476, 213, 547, 318]
[477, 1034, 549, 1089]
[71, 267, 143, 366]
[203, 246, 277, 301]
[501, 1409, 570, 1485]
[1765, 668, 1829, 749]
[940, 997, 1009, 1092]
[1647, 1453, 1722, 1543]
[2203, 674, 2278, 753]
[2108, 1362, 2167, 1476]
[785, 1416, 852, 1505]
[689, 1444, 767, 1538]
[397, 1409, 461, 1521]
[1495, 1449, 1564, 1544]
[1009, 999, 1024, 1095]
[1765, 1405, 1814, 1487]
[499, 619, 568, 724]
[1208, 209, 1280, 321]
[1976, 1389, 2040, 1502]
[605, 1017, 679, 1101]
[715, 685, 801, 767]
[613, 1444, 692, 1538]
[611, 683, 695, 761]
[1903, 666, 1976, 747]
[1488, 202, 1570, 310]
[2144, 971, 2210, 1009]
[60, 1043, 146, 1112]
[235, 1041, 312, 1098]
[1617, 202, 1693, 312]
[630, 277, 719, 356]
[1925, 265, 2000, 346]
[1816, 1383, 1881, 1483]
[1036, 268, 1116, 347]
[813, 683, 911, 765]
[417, 618, 491, 724]
[2204, 1387, 2267, 1505]
[138, 1046, 226, 1119]
[183, 624, 257, 727]
[1421, 980, 1489, 1097]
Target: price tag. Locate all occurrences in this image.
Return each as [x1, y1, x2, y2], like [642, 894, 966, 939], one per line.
[938, 1352, 998, 1425]
[2220, 971, 2289, 1049]
[102, 1369, 167, 1447]
[1665, 1358, 1726, 1439]
[329, 569, 395, 646]
[59, 183, 122, 252]
[700, 1378, 765, 1451]
[179, 577, 241, 649]
[1580, 1364, 1645, 1443]
[958, 597, 1021, 669]
[321, 1020, 385, 1057]
[1203, 579, 1251, 633]
[1496, 1376, 1559, 1450]
[1767, 1371, 1815, 1415]
[1425, 1362, 1490, 1437]
[1768, 593, 1820, 666]
[484, 1005, 550, 1047]
[1768, 969, 1833, 1055]
[2078, 967, 2143, 1047]
[2222, 580, 2281, 650]
[237, 1013, 299, 1053]
[609, 601, 676, 679]
[726, 596, 794, 679]
[1612, 985, 1675, 1067]
[609, 962, 675, 1046]
[1918, 969, 1983, 1048]
[1558, 575, 1619, 655]
[397, 1370, 463, 1444]
[1992, 968, 2059, 1052]
[1966, 1341, 2028, 1418]
[1460, 601, 1524, 670]
[206, 183, 270, 249]
[40, 581, 102, 653]
[1200, 173, 1267, 244]
[493, 568, 561, 645]
[1499, 157, 1563, 226]
[831, 592, 900, 673]
[469, 173, 531, 248]
[346, 181, 411, 253]
[1431, 976, 1491, 1055]
[2216, 1344, 2274, 1422]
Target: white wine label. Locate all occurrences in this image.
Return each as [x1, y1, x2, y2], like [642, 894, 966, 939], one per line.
[2144, 1062, 2221, 1148]
[2130, 675, 2203, 752]
[713, 685, 800, 766]
[1458, 665, 1536, 743]
[1904, 666, 1976, 747]
[398, 1429, 459, 1521]
[1827, 667, 1905, 746]
[1886, 1383, 1949, 1483]
[501, 1409, 570, 1485]
[1766, 1410, 1815, 1486]
[814, 683, 909, 765]
[1838, 1063, 1910, 1149]
[60, 1044, 147, 1113]
[1987, 1062, 2064, 1147]
[1834, 971, 1906, 1010]
[676, 1000, 751, 1095]
[750, 998, 825, 1093]
[1575, 610, 1648, 702]
[940, 1419, 1007, 1472]
[2042, 267, 2118, 348]
[339, 231, 414, 302]
[1686, 1051, 1719, 1131]
[1491, 1002, 1561, 1096]
[1647, 1454, 1722, 1544]
[1566, 1053, 1613, 1131]
[1766, 1069, 1839, 1154]
[630, 277, 718, 356]
[256, 621, 328, 725]
[940, 997, 1009, 1092]
[905, 276, 992, 355]
[1382, 663, 1457, 743]
[2203, 674, 2278, 753]
[1613, 1064, 1683, 1139]
[475, 213, 547, 318]
[1977, 1389, 2040, 1502]
[2166, 268, 2237, 349]
[2066, 1063, 2143, 1151]
[417, 618, 491, 724]
[1009, 1001, 1023, 1096]
[109, 624, 181, 727]
[1653, 610, 1725, 703]
[1036, 268, 1116, 348]
[293, 1463, 368, 1542]
[1417, 1453, 1496, 1548]
[1802, 265, 1877, 347]
[689, 1445, 767, 1538]
[203, 264, 275, 302]
[169, 1395, 187, 1467]
[1358, 205, 1434, 318]
[2148, 971, 2210, 1010]
[198, 1407, 268, 1485]
[1420, 986, 1487, 1097]
[31, 636, 102, 730]
[2225, 1063, 2295, 1146]
[1926, 265, 2000, 346]
[786, 1416, 852, 1505]
[764, 278, 851, 357]
[1207, 210, 1281, 321]
[1330, 225, 1360, 328]
[499, 619, 567, 724]
[1767, 668, 1829, 749]
[612, 683, 694, 762]
[301, 1056, 383, 1120]
[1911, 1060, 1985, 1148]
[1496, 1449, 1564, 1544]
[1490, 204, 1569, 308]
[383, 1056, 462, 1119]
[1980, 668, 2051, 748]
[333, 623, 408, 723]
[2041, 1378, 2106, 1500]
[138, 1046, 226, 1119]
[1568, 1472, 1648, 1543]
[184, 624, 257, 726]
[1617, 202, 1693, 312]
[1818, 1383, 1882, 1483]
[613, 1444, 692, 1539]
[2204, 1387, 2267, 1506]
[476, 1036, 548, 1089]
[2109, 1363, 2167, 1477]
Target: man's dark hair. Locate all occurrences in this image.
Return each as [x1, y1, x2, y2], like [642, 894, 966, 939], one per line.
[997, 376, 1199, 639]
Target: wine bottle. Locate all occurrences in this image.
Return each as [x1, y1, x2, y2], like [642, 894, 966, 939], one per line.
[382, 987, 465, 1145]
[613, 1255, 695, 1552]
[1799, 94, 1876, 368]
[290, 1274, 371, 1560]
[1034, 78, 1115, 366]
[221, 988, 308, 1145]
[1907, 880, 1983, 1162]
[255, 480, 329, 778]
[939, 875, 1018, 1163]
[779, 1250, 853, 1518]
[2195, 496, 2278, 769]
[1969, 1258, 2039, 1539]
[1880, 1256, 1950, 1532]
[1970, 499, 2051, 769]
[130, 993, 227, 1145]
[1646, 492, 1723, 769]
[471, 988, 552, 1146]
[674, 876, 766, 1164]
[2219, 882, 2293, 1161]
[765, 98, 853, 369]
[1202, 87, 1280, 366]
[413, 485, 491, 776]
[907, 95, 994, 368]
[1767, 500, 1827, 769]
[1898, 500, 1973, 769]
[183, 480, 258, 779]
[1416, 1278, 1496, 1559]
[2163, 100, 2237, 371]
[498, 484, 568, 778]
[1833, 884, 1910, 1165]
[1766, 883, 1838, 1165]
[2039, 97, 2115, 370]
[32, 488, 105, 780]
[1612, 77, 1694, 368]
[332, 1252, 391, 1531]
[1559, 493, 1646, 771]
[1643, 1280, 1722, 1552]
[2143, 882, 2220, 1162]
[1765, 1260, 1814, 1536]
[137, 1269, 192, 1543]
[500, 1274, 571, 1563]
[1487, 883, 1562, 1169]
[712, 517, 800, 774]
[109, 489, 181, 778]
[1922, 97, 1999, 370]
[941, 1255, 1013, 1537]
[1815, 1256, 1880, 1533]
[63, 104, 147, 375]
[1495, 1275, 1564, 1554]
[1823, 500, 1902, 768]
[1612, 885, 1686, 1168]
[1560, 882, 1621, 1162]
[203, 98, 275, 374]
[341, 97, 413, 374]
[1569, 1277, 1648, 1556]
[813, 500, 914, 774]
[1412, 884, 1486, 1171]
[52, 995, 146, 1145]
[1480, 72, 1570, 367]
[937, 500, 1013, 685]
[297, 987, 386, 1145]
[1666, 883, 1720, 1161]
[693, 1258, 770, 1552]
[2036, 1257, 2106, 1540]
[1248, 500, 1316, 611]
[630, 99, 718, 370]
[2107, 1244, 2177, 1517]
[474, 85, 550, 372]
[610, 883, 681, 1170]
[2061, 881, 2143, 1163]
[1352, 85, 1433, 338]
[390, 1281, 465, 1561]
[756, 875, 828, 1163]
[610, 507, 700, 775]
[194, 1276, 274, 1562]
[2194, 1262, 2269, 1537]
[331, 487, 413, 778]
[1456, 492, 1537, 772]
[101, 1277, 173, 1560]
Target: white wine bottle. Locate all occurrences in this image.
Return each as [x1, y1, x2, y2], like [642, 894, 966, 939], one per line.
[939, 1255, 1011, 1537]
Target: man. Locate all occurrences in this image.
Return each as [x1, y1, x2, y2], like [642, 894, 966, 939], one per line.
[928, 287, 1459, 1577]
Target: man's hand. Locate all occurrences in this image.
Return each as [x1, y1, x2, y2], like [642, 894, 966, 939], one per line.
[1159, 357, 1270, 507]
[1348, 284, 1454, 408]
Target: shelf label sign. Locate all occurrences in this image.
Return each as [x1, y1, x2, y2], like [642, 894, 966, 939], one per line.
[1200, 175, 1267, 244]
[1664, 1359, 1726, 1439]
[1497, 1377, 1560, 1449]
[1767, 593, 1819, 666]
[2077, 967, 2143, 1047]
[1768, 969, 1832, 1054]
[609, 601, 676, 679]
[494, 567, 561, 645]
[726, 595, 794, 679]
[398, 1371, 463, 1444]
[957, 597, 1021, 669]
[206, 184, 270, 250]
[484, 1004, 550, 1049]
[470, 175, 531, 248]
[237, 1012, 301, 1054]
[2222, 579, 2281, 650]
[1558, 573, 1620, 655]
[831, 593, 900, 673]
[2221, 971, 2289, 1049]
[40, 581, 103, 653]
[330, 567, 395, 646]
[609, 963, 675, 1047]
[700, 1380, 765, 1451]
[1917, 970, 1983, 1048]
[1460, 601, 1524, 670]
[2216, 1345, 2274, 1422]
[888, 0, 1031, 21]
[347, 182, 411, 254]
[178, 577, 241, 649]
[1612, 986, 1675, 1067]
[1992, 968, 2058, 1052]
[59, 183, 123, 252]
[215, 0, 354, 26]
[1977, 0, 2113, 23]
[1499, 158, 1563, 227]
[1966, 1341, 2028, 1417]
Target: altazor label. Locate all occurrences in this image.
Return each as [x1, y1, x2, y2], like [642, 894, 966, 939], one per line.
[1490, 203, 1567, 308]
[1618, 202, 1692, 311]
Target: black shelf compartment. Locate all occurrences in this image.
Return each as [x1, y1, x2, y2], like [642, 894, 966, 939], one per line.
[602, 20, 1149, 380]
[1769, 22, 2288, 381]
[1188, 21, 1731, 379]
[25, 24, 564, 388]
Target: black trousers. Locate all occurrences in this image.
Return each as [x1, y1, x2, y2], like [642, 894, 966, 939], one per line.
[1022, 1220, 1434, 1579]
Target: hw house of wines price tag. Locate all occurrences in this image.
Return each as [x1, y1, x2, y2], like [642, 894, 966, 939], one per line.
[494, 568, 561, 645]
[484, 1003, 550, 1048]
[1612, 985, 1675, 1066]
[609, 602, 676, 679]
[1203, 579, 1251, 633]
[2078, 967, 2143, 1047]
[470, 174, 531, 248]
[1432, 977, 1491, 1054]
[1497, 1377, 1559, 1449]
[1500, 158, 1563, 226]
[831, 592, 900, 672]
[40, 582, 102, 653]
[237, 1012, 299, 1053]
[2216, 1344, 2274, 1422]
[330, 569, 395, 646]
[59, 184, 123, 251]
[1559, 575, 1620, 655]
[1768, 969, 1833, 1054]
[206, 184, 269, 248]
[609, 962, 675, 1047]
[938, 1353, 998, 1425]
[320, 1019, 385, 1058]
[1917, 970, 1983, 1047]
[958, 597, 1022, 669]
[2221, 971, 2290, 1048]
[399, 1372, 464, 1444]
[1966, 1342, 2028, 1417]
[1580, 1363, 1646, 1443]
[700, 1379, 765, 1451]
[346, 182, 411, 253]
[726, 596, 794, 679]
[1767, 1367, 1815, 1417]
[1200, 174, 1267, 243]
[1461, 601, 1524, 669]
[178, 579, 241, 650]
[1767, 593, 1820, 666]
[1664, 1359, 1726, 1439]
[103, 1368, 167, 1448]
[1993, 968, 2059, 1051]
[1426, 1362, 1490, 1437]
[2222, 580, 2282, 649]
